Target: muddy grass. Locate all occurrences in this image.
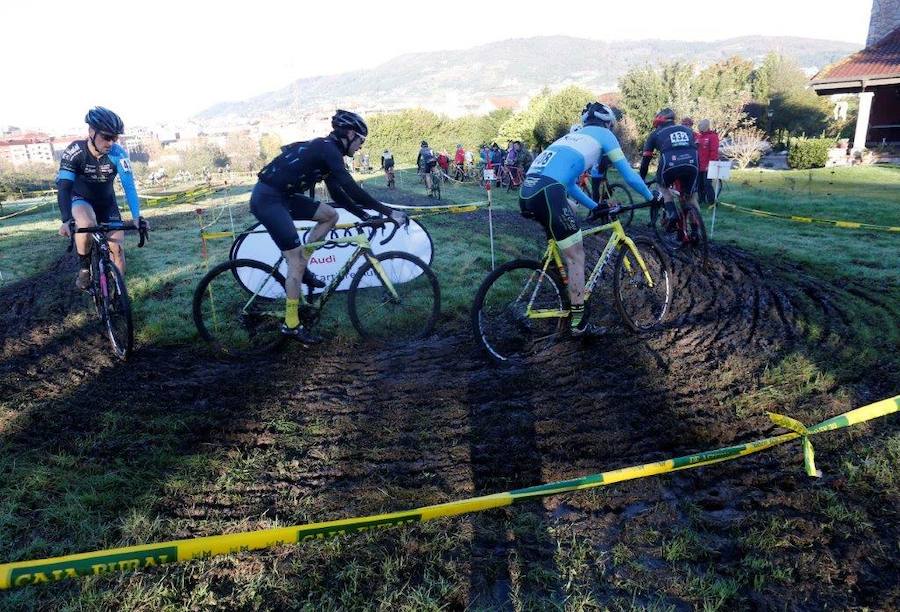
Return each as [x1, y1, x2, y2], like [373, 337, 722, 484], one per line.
[0, 192, 898, 611]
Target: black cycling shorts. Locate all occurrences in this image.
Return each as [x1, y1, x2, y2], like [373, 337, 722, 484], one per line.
[658, 152, 699, 195]
[71, 196, 122, 223]
[519, 175, 581, 249]
[249, 181, 321, 251]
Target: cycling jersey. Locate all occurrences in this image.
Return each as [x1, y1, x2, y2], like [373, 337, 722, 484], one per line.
[253, 135, 394, 251]
[381, 152, 394, 169]
[640, 123, 700, 194]
[417, 146, 436, 170]
[454, 149, 465, 165]
[56, 140, 140, 223]
[526, 125, 652, 211]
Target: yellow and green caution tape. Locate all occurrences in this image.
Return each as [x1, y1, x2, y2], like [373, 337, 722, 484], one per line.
[1, 395, 895, 590]
[716, 201, 900, 233]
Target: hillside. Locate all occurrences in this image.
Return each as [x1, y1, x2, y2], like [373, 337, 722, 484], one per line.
[196, 35, 859, 119]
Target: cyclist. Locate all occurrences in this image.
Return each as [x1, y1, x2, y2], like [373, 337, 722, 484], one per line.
[252, 109, 408, 344]
[453, 144, 465, 180]
[639, 108, 700, 230]
[417, 140, 437, 195]
[57, 106, 145, 290]
[380, 148, 395, 185]
[519, 102, 657, 336]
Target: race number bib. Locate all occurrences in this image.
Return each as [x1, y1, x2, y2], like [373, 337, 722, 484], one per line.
[531, 150, 556, 169]
[669, 131, 690, 146]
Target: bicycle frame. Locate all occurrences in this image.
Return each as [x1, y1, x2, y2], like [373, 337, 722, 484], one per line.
[524, 218, 656, 321]
[234, 224, 401, 323]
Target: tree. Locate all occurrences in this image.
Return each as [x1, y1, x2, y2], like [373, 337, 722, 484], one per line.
[259, 133, 283, 163]
[750, 53, 831, 138]
[224, 132, 261, 171]
[720, 127, 770, 169]
[532, 86, 595, 147]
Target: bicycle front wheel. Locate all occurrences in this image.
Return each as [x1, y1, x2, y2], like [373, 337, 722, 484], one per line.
[471, 259, 569, 364]
[613, 237, 672, 332]
[99, 260, 133, 360]
[193, 258, 287, 357]
[348, 251, 440, 343]
[606, 183, 634, 227]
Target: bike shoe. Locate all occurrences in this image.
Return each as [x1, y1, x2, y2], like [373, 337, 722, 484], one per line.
[75, 269, 91, 291]
[302, 268, 326, 289]
[571, 323, 608, 338]
[280, 323, 323, 345]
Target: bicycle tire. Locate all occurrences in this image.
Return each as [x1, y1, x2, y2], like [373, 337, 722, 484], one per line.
[348, 251, 440, 343]
[683, 203, 709, 269]
[613, 237, 672, 332]
[606, 183, 634, 228]
[471, 259, 568, 364]
[650, 202, 680, 255]
[100, 260, 134, 360]
[89, 247, 104, 318]
[193, 258, 287, 357]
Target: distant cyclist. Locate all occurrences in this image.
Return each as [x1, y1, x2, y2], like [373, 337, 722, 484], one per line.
[639, 107, 700, 230]
[57, 106, 145, 290]
[417, 140, 437, 195]
[453, 144, 466, 180]
[380, 148, 395, 185]
[519, 102, 658, 336]
[252, 109, 408, 344]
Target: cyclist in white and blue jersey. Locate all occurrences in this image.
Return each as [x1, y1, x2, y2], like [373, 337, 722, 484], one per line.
[519, 102, 661, 336]
[57, 107, 144, 290]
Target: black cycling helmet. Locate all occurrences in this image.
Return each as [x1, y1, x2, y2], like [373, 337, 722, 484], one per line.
[653, 107, 676, 127]
[331, 109, 368, 137]
[421, 140, 428, 147]
[581, 102, 616, 127]
[85, 106, 125, 135]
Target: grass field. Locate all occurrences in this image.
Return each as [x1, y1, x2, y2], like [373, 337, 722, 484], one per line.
[0, 165, 897, 610]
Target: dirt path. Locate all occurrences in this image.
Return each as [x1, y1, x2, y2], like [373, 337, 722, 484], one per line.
[1, 218, 897, 610]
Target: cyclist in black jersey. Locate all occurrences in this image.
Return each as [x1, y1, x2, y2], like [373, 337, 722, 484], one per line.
[417, 141, 437, 195]
[639, 107, 700, 228]
[251, 109, 408, 344]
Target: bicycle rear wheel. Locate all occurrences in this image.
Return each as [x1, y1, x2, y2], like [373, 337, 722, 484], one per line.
[683, 203, 709, 268]
[348, 251, 440, 343]
[471, 259, 568, 364]
[650, 203, 680, 255]
[99, 260, 133, 360]
[606, 183, 634, 227]
[613, 237, 672, 332]
[193, 258, 287, 357]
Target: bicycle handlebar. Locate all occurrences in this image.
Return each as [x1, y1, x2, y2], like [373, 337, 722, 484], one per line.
[66, 220, 149, 252]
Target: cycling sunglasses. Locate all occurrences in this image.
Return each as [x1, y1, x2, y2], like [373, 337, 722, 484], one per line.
[98, 132, 119, 142]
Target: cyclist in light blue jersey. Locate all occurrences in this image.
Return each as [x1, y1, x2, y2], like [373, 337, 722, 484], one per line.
[57, 107, 145, 290]
[519, 102, 661, 336]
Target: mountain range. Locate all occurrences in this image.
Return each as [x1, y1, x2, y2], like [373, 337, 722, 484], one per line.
[196, 35, 859, 120]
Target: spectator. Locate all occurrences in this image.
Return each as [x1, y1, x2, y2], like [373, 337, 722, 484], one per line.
[696, 119, 720, 205]
[518, 141, 533, 171]
[681, 117, 695, 131]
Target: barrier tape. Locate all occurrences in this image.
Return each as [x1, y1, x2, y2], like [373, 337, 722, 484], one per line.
[1, 395, 895, 590]
[716, 201, 900, 233]
[0, 200, 54, 222]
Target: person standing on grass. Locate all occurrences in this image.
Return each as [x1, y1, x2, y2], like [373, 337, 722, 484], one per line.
[696, 119, 720, 205]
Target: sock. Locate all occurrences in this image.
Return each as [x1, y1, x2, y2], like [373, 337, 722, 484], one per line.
[570, 304, 585, 329]
[285, 298, 300, 329]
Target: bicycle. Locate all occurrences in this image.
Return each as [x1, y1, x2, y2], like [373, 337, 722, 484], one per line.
[193, 217, 441, 357]
[471, 204, 671, 364]
[498, 165, 524, 192]
[592, 177, 635, 228]
[647, 177, 708, 268]
[428, 166, 442, 199]
[66, 220, 148, 360]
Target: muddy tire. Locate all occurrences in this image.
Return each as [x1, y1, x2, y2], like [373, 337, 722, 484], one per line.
[683, 203, 709, 269]
[347, 251, 440, 343]
[193, 258, 287, 357]
[100, 260, 133, 360]
[471, 259, 569, 364]
[613, 237, 672, 332]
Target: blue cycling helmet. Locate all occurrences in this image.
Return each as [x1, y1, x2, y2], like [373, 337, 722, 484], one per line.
[331, 109, 368, 137]
[85, 106, 125, 134]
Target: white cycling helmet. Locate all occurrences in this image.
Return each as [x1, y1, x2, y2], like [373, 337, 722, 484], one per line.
[581, 102, 616, 127]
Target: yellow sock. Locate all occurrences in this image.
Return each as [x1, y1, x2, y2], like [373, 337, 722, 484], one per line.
[285, 298, 300, 328]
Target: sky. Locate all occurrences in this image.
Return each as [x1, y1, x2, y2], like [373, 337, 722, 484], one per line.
[1, 0, 873, 132]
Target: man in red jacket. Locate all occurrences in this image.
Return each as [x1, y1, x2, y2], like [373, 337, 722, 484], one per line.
[696, 119, 720, 205]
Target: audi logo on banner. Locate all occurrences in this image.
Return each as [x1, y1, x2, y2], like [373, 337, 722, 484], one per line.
[230, 208, 434, 298]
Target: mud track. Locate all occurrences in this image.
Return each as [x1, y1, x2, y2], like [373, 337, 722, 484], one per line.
[1, 206, 897, 610]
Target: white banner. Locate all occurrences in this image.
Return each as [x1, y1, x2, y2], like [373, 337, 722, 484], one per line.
[231, 209, 434, 298]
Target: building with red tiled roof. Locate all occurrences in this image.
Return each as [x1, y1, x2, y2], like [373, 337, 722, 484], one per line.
[810, 4, 900, 149]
